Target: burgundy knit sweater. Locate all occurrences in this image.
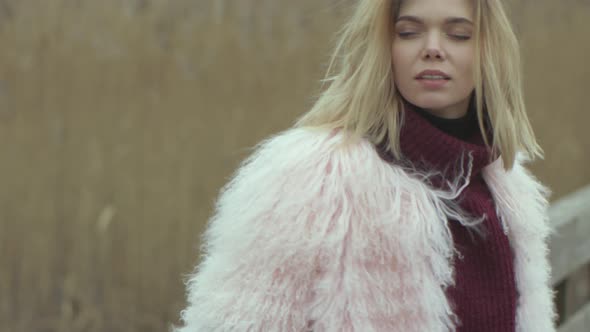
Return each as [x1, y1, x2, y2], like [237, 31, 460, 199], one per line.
[376, 104, 517, 331]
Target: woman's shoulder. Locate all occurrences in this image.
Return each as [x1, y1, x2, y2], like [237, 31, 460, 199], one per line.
[226, 126, 425, 200]
[248, 126, 365, 158]
[242, 126, 401, 178]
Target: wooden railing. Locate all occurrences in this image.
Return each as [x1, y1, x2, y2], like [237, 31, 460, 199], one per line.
[549, 184, 590, 332]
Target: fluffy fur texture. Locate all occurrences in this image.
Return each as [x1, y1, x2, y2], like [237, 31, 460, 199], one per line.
[483, 155, 557, 332]
[174, 128, 555, 332]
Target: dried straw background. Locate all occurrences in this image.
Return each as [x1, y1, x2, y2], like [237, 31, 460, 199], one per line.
[0, 0, 588, 331]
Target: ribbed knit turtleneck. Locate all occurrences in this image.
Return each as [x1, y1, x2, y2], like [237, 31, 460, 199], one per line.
[398, 104, 493, 187]
[375, 103, 518, 332]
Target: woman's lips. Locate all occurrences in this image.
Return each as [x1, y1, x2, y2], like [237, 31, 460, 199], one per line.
[416, 77, 450, 89]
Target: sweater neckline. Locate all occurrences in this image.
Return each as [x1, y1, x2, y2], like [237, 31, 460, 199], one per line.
[412, 104, 477, 141]
[377, 102, 495, 189]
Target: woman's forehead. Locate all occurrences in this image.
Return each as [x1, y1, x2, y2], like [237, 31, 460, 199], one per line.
[397, 0, 474, 21]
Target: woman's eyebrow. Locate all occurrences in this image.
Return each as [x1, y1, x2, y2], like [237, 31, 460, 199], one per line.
[396, 15, 474, 25]
[445, 17, 473, 25]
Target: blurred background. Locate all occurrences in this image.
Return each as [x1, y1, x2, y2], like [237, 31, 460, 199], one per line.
[0, 0, 588, 331]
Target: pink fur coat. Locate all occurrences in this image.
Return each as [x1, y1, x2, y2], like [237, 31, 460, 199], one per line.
[175, 127, 556, 332]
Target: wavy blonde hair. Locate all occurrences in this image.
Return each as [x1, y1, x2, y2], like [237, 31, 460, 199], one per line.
[294, 0, 543, 170]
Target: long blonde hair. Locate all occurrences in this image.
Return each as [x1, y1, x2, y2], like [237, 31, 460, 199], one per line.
[294, 0, 543, 170]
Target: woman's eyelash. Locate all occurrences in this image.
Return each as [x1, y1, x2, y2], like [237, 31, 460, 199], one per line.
[397, 31, 471, 40]
[451, 34, 471, 40]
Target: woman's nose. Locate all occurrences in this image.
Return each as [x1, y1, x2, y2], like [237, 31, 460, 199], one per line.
[424, 47, 444, 59]
[422, 34, 445, 60]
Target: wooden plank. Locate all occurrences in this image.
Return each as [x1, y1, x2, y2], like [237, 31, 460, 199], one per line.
[564, 266, 590, 323]
[559, 301, 590, 332]
[548, 185, 590, 285]
[549, 185, 590, 229]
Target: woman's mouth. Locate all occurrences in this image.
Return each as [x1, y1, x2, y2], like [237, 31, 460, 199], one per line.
[416, 76, 450, 89]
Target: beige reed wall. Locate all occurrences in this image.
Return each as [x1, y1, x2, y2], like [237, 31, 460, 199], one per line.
[0, 1, 588, 331]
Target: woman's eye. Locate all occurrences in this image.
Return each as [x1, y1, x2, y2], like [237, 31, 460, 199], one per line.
[450, 34, 471, 41]
[398, 32, 418, 38]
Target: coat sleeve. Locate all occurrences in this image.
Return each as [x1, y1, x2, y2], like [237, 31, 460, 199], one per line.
[174, 128, 458, 332]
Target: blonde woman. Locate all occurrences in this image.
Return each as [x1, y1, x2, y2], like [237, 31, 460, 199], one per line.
[175, 0, 556, 331]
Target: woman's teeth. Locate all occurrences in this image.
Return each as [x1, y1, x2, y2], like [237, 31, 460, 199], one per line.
[420, 75, 446, 80]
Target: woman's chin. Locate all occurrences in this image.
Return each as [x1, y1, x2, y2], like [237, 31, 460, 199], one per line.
[408, 99, 452, 111]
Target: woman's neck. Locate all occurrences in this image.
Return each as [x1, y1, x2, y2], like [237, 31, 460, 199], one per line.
[409, 102, 478, 141]
[418, 96, 472, 119]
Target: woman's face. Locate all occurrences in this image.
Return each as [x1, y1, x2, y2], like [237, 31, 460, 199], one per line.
[392, 0, 475, 119]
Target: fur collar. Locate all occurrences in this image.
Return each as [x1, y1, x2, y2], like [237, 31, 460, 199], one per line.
[483, 155, 556, 331]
